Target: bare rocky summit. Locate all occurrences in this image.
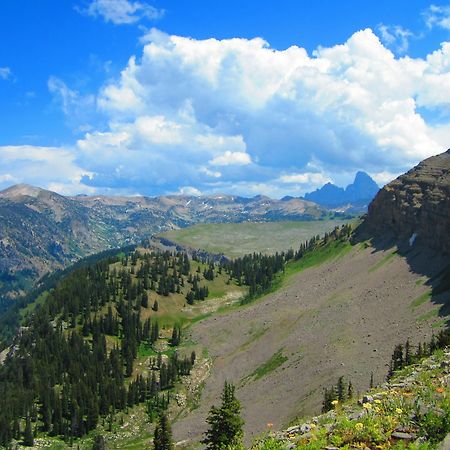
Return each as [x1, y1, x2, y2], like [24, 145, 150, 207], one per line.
[364, 149, 450, 253]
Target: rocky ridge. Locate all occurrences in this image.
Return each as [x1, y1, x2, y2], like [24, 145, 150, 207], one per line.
[304, 171, 379, 210]
[364, 150, 450, 253]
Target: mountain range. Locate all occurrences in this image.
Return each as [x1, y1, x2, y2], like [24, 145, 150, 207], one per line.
[0, 185, 332, 301]
[0, 150, 448, 449]
[304, 170, 379, 208]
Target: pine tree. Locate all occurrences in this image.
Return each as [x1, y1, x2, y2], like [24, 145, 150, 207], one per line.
[202, 382, 244, 450]
[405, 339, 412, 365]
[153, 414, 173, 450]
[337, 376, 346, 401]
[347, 381, 354, 399]
[92, 434, 108, 450]
[23, 415, 34, 447]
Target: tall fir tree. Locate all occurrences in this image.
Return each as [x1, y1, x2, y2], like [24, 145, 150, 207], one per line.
[153, 414, 173, 450]
[202, 382, 244, 450]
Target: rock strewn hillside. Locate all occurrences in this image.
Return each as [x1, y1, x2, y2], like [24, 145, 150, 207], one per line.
[365, 150, 450, 253]
[264, 346, 450, 449]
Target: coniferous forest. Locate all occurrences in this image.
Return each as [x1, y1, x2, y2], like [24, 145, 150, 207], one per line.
[0, 224, 372, 447]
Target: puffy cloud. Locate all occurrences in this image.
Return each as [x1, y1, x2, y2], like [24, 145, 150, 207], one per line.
[279, 172, 331, 186]
[0, 67, 11, 80]
[81, 0, 164, 25]
[177, 186, 201, 196]
[10, 27, 450, 197]
[0, 146, 93, 195]
[209, 151, 252, 166]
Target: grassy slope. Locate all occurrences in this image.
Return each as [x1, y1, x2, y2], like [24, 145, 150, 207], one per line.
[256, 347, 450, 449]
[161, 220, 351, 258]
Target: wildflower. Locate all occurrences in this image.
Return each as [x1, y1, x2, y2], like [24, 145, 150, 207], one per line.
[374, 406, 381, 413]
[436, 387, 444, 394]
[355, 423, 364, 430]
[374, 399, 382, 404]
[363, 402, 372, 410]
[267, 423, 273, 428]
[310, 423, 316, 429]
[395, 408, 403, 414]
[331, 400, 339, 406]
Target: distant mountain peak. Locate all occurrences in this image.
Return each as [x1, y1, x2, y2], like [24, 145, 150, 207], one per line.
[0, 183, 47, 198]
[304, 171, 379, 209]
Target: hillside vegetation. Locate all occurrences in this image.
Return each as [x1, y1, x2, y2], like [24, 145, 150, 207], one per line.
[160, 220, 350, 258]
[0, 184, 339, 301]
[256, 341, 450, 449]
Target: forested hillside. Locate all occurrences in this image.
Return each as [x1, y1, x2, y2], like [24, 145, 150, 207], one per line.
[0, 247, 238, 447]
[0, 224, 355, 448]
[0, 184, 338, 303]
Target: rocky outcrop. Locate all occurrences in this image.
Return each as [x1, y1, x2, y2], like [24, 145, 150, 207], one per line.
[304, 171, 379, 209]
[364, 149, 450, 253]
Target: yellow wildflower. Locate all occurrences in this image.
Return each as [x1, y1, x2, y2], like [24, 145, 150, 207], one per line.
[363, 402, 372, 410]
[331, 400, 339, 406]
[374, 399, 382, 404]
[355, 422, 364, 430]
[395, 408, 403, 414]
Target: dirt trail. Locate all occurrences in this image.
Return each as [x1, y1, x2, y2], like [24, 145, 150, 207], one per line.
[173, 244, 450, 445]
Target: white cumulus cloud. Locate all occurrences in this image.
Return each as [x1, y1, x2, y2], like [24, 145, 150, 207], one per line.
[5, 27, 450, 197]
[209, 151, 252, 166]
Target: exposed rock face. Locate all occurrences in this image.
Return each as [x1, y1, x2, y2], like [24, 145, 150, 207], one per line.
[365, 150, 450, 253]
[304, 171, 379, 209]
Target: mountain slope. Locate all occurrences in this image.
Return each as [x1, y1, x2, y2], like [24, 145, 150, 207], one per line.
[172, 150, 450, 443]
[0, 186, 332, 301]
[304, 171, 379, 209]
[173, 240, 450, 444]
[264, 344, 450, 449]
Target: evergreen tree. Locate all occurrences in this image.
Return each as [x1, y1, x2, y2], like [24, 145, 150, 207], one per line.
[347, 381, 354, 399]
[337, 376, 346, 401]
[23, 416, 34, 447]
[202, 382, 244, 450]
[153, 414, 173, 450]
[92, 434, 108, 450]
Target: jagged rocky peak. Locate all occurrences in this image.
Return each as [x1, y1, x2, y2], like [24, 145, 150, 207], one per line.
[304, 171, 379, 208]
[364, 149, 450, 253]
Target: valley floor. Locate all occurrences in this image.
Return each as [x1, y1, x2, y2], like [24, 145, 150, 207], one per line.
[173, 241, 450, 445]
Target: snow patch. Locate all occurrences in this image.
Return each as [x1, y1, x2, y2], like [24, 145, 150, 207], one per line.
[409, 232, 418, 246]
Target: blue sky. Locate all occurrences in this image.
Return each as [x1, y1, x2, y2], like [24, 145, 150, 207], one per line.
[1, 0, 450, 197]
